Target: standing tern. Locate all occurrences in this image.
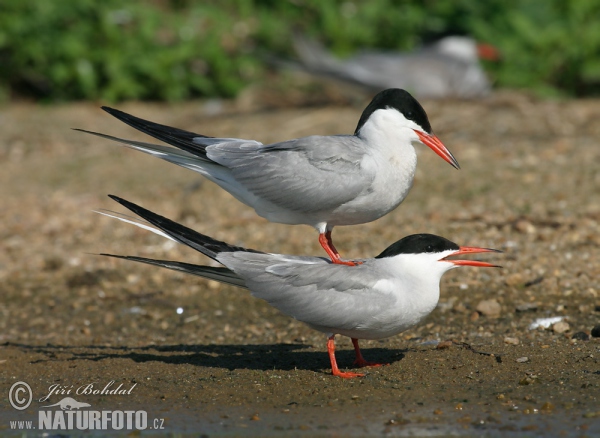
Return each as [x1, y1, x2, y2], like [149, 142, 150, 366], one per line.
[78, 88, 459, 266]
[100, 195, 501, 378]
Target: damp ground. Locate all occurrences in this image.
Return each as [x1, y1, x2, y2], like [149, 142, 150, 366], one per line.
[0, 91, 599, 436]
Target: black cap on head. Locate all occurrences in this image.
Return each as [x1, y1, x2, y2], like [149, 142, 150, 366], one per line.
[376, 234, 459, 259]
[355, 88, 432, 135]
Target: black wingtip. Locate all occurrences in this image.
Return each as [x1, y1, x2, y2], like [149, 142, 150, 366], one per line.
[101, 106, 117, 114]
[101, 106, 138, 122]
[99, 106, 213, 158]
[108, 194, 130, 209]
[107, 195, 264, 258]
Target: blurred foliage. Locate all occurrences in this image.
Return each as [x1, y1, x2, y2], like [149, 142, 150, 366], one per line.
[1, 0, 599, 102]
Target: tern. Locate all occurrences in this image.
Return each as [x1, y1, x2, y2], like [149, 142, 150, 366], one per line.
[99, 195, 501, 378]
[290, 35, 499, 99]
[78, 88, 459, 266]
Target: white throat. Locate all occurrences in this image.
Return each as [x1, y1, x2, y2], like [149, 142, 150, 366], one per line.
[357, 108, 421, 163]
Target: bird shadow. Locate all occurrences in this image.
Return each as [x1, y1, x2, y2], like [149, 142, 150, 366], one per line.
[8, 342, 406, 375]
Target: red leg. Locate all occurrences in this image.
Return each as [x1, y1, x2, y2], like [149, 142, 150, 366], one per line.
[352, 338, 387, 368]
[328, 335, 364, 378]
[318, 231, 362, 266]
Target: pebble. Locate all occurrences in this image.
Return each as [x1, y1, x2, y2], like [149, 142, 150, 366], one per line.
[519, 376, 536, 385]
[540, 402, 555, 412]
[516, 357, 529, 363]
[591, 324, 600, 338]
[514, 219, 536, 234]
[504, 337, 520, 345]
[505, 273, 524, 287]
[516, 303, 538, 312]
[552, 321, 570, 333]
[476, 299, 502, 317]
[436, 340, 453, 349]
[571, 331, 590, 341]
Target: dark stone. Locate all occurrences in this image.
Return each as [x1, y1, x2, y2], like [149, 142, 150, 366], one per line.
[591, 325, 600, 338]
[571, 331, 590, 341]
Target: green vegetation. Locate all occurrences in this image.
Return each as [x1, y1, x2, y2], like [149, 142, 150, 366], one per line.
[1, 0, 598, 102]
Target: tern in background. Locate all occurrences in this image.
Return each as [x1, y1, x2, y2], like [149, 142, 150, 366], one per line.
[78, 88, 459, 265]
[290, 35, 499, 99]
[99, 195, 501, 378]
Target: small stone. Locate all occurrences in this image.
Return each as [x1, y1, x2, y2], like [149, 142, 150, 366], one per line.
[571, 331, 589, 341]
[591, 324, 600, 337]
[436, 340, 452, 349]
[505, 273, 524, 286]
[476, 299, 502, 317]
[514, 219, 536, 234]
[516, 303, 538, 312]
[433, 409, 443, 415]
[250, 414, 260, 421]
[351, 395, 359, 400]
[540, 402, 555, 412]
[516, 357, 529, 363]
[552, 321, 570, 333]
[578, 304, 590, 313]
[504, 337, 520, 345]
[519, 376, 535, 385]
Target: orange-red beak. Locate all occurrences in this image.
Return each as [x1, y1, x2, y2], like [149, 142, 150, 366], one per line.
[414, 130, 460, 169]
[442, 246, 502, 268]
[477, 43, 500, 61]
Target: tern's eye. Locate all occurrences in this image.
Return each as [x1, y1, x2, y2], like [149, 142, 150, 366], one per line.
[406, 111, 414, 119]
[426, 245, 433, 252]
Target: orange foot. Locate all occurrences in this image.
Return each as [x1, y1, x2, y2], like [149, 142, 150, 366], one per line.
[331, 258, 363, 266]
[319, 232, 363, 266]
[332, 369, 365, 379]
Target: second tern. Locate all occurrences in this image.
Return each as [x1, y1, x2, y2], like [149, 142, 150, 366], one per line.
[100, 195, 500, 378]
[79, 88, 459, 265]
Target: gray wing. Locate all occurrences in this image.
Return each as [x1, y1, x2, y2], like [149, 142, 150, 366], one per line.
[346, 52, 487, 98]
[206, 135, 373, 214]
[219, 253, 395, 331]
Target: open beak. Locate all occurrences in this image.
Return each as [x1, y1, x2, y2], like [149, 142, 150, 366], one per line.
[442, 246, 502, 268]
[414, 130, 460, 169]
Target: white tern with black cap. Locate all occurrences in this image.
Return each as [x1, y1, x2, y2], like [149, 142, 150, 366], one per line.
[99, 195, 500, 379]
[78, 89, 459, 265]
